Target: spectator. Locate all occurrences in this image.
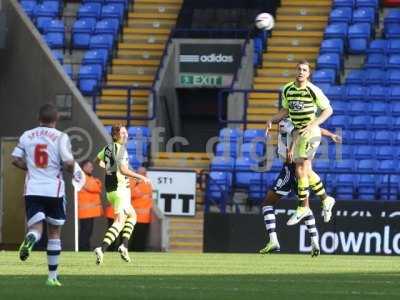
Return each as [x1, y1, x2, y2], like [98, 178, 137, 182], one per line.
[129, 167, 153, 251]
[78, 160, 103, 251]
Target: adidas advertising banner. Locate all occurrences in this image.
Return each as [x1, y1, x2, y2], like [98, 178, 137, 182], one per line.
[179, 44, 242, 74]
[204, 200, 400, 255]
[147, 170, 196, 216]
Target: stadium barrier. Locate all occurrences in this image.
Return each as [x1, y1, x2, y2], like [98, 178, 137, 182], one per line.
[204, 199, 400, 255]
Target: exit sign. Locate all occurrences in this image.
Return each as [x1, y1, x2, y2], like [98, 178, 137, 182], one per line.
[179, 74, 223, 87]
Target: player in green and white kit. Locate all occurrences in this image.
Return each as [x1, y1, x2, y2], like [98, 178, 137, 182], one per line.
[94, 125, 150, 265]
[266, 60, 335, 227]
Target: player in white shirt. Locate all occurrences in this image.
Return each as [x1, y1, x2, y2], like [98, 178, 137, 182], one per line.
[259, 118, 341, 257]
[11, 103, 75, 287]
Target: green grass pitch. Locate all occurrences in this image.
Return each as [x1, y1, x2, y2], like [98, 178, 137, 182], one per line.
[0, 251, 399, 300]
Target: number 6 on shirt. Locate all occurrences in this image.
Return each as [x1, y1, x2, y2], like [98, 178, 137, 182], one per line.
[34, 144, 48, 168]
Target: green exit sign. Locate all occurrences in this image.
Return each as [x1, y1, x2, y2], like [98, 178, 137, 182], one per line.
[180, 74, 223, 87]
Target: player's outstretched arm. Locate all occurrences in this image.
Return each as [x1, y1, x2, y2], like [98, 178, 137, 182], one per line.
[320, 128, 342, 144]
[11, 156, 27, 171]
[265, 108, 289, 132]
[119, 164, 151, 184]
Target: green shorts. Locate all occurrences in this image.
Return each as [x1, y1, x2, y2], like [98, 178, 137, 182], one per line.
[293, 126, 321, 161]
[106, 188, 131, 215]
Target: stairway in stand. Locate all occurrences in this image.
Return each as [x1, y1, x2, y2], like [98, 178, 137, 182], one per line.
[247, 0, 331, 130]
[97, 0, 183, 126]
[168, 210, 204, 252]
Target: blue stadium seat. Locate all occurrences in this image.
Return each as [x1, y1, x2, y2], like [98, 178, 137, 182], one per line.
[313, 159, 332, 173]
[210, 156, 235, 172]
[235, 157, 258, 187]
[384, 9, 400, 26]
[373, 130, 394, 144]
[364, 53, 386, 69]
[20, 0, 36, 18]
[354, 145, 375, 159]
[378, 160, 398, 173]
[312, 69, 336, 84]
[376, 146, 397, 159]
[253, 37, 263, 66]
[206, 171, 233, 212]
[389, 86, 400, 101]
[333, 144, 354, 159]
[330, 7, 353, 23]
[352, 7, 375, 24]
[34, 2, 60, 19]
[353, 130, 371, 144]
[358, 174, 377, 201]
[51, 49, 63, 64]
[268, 159, 282, 172]
[128, 155, 143, 170]
[43, 19, 65, 49]
[77, 3, 102, 19]
[370, 101, 388, 115]
[101, 3, 124, 22]
[317, 53, 341, 72]
[78, 64, 103, 96]
[356, 0, 379, 9]
[394, 131, 400, 144]
[393, 117, 400, 129]
[341, 130, 354, 143]
[331, 100, 347, 114]
[387, 54, 400, 69]
[89, 34, 114, 51]
[104, 125, 112, 134]
[325, 85, 345, 100]
[336, 174, 356, 200]
[82, 49, 109, 71]
[333, 0, 355, 8]
[357, 159, 377, 172]
[345, 69, 365, 84]
[385, 23, 400, 39]
[320, 39, 345, 55]
[219, 128, 242, 143]
[379, 175, 399, 201]
[392, 102, 400, 115]
[63, 64, 72, 78]
[350, 115, 372, 129]
[127, 126, 150, 138]
[215, 142, 239, 158]
[348, 23, 372, 53]
[386, 69, 400, 85]
[95, 18, 120, 37]
[372, 114, 391, 128]
[367, 85, 388, 101]
[349, 100, 369, 115]
[327, 115, 349, 128]
[365, 69, 386, 85]
[243, 129, 265, 144]
[334, 159, 355, 171]
[324, 23, 349, 40]
[36, 17, 54, 33]
[240, 142, 264, 161]
[367, 39, 387, 54]
[387, 39, 400, 54]
[72, 18, 96, 49]
[345, 84, 366, 100]
[106, 0, 129, 10]
[127, 140, 147, 158]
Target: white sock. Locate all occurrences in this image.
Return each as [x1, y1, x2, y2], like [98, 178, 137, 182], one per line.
[262, 206, 279, 245]
[304, 214, 319, 248]
[47, 239, 61, 280]
[27, 230, 41, 243]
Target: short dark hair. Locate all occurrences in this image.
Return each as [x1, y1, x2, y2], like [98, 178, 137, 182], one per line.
[111, 124, 125, 142]
[80, 159, 92, 168]
[39, 103, 58, 124]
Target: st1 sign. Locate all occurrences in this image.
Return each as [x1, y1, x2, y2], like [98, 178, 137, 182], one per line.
[147, 170, 197, 216]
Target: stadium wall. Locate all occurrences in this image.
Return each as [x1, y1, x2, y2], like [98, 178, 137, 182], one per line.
[0, 0, 110, 250]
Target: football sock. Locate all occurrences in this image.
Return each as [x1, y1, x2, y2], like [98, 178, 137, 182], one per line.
[304, 214, 319, 247]
[101, 223, 122, 252]
[27, 229, 41, 244]
[262, 206, 278, 245]
[121, 217, 136, 248]
[47, 239, 61, 280]
[309, 172, 328, 201]
[297, 177, 310, 207]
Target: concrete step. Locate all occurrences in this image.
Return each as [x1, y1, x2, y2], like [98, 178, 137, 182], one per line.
[100, 119, 148, 126]
[127, 19, 176, 29]
[133, 3, 181, 14]
[117, 49, 163, 60]
[135, 0, 183, 4]
[274, 21, 326, 32]
[111, 65, 157, 75]
[268, 37, 322, 47]
[272, 30, 323, 38]
[263, 52, 316, 62]
[122, 34, 169, 44]
[280, 0, 331, 6]
[267, 46, 320, 54]
[277, 7, 331, 16]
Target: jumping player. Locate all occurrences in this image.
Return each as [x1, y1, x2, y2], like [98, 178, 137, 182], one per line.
[260, 118, 341, 257]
